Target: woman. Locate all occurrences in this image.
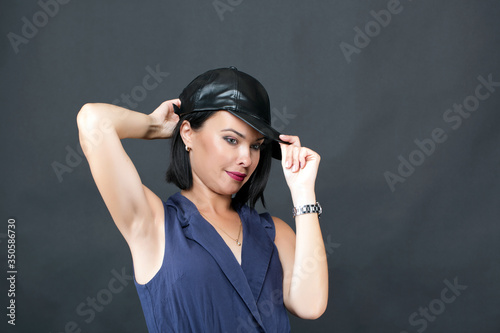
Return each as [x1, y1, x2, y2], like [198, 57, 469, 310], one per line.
[77, 67, 328, 332]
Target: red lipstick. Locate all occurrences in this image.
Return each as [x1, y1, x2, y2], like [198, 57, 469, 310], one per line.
[226, 171, 247, 182]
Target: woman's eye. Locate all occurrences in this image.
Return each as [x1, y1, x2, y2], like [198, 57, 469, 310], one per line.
[251, 144, 262, 150]
[224, 137, 237, 145]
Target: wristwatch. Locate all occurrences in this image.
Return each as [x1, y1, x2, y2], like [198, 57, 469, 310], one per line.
[292, 202, 322, 218]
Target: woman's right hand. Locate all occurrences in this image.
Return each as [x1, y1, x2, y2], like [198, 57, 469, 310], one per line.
[148, 99, 181, 139]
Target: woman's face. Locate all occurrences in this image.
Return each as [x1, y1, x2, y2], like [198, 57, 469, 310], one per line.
[183, 111, 265, 196]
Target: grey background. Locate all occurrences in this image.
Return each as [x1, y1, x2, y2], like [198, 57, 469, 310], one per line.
[1, 0, 499, 332]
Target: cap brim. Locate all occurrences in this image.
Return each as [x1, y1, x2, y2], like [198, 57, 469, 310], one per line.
[225, 110, 287, 160]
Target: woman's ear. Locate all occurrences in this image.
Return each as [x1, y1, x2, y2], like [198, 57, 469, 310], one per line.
[179, 120, 193, 148]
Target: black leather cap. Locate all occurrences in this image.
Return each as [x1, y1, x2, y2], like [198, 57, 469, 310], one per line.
[173, 67, 285, 159]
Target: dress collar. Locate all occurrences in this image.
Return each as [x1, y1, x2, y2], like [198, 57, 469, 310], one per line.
[166, 192, 276, 329]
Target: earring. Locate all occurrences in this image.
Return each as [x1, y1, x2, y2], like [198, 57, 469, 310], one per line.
[185, 145, 191, 152]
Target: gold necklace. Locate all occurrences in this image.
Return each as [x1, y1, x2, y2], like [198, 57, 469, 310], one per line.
[199, 212, 242, 246]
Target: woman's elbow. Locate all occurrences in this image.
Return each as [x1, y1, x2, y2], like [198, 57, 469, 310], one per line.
[77, 103, 100, 129]
[287, 296, 328, 320]
[296, 303, 327, 320]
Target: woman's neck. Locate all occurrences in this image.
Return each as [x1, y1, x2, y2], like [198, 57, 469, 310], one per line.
[181, 187, 233, 215]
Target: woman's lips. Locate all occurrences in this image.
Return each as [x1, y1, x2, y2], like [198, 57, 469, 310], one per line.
[226, 171, 247, 182]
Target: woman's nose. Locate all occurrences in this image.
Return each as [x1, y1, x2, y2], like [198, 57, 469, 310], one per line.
[237, 147, 252, 167]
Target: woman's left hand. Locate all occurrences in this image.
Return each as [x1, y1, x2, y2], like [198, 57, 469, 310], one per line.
[279, 134, 321, 193]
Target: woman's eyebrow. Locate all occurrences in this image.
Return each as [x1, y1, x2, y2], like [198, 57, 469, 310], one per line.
[221, 128, 265, 141]
[221, 128, 245, 138]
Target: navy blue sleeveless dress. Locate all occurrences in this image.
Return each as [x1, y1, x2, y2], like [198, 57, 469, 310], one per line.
[134, 192, 291, 332]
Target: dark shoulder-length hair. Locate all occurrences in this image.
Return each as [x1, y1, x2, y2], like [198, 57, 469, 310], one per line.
[165, 111, 273, 209]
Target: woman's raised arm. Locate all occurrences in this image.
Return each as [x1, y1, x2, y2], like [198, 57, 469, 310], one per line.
[273, 134, 329, 319]
[76, 100, 179, 282]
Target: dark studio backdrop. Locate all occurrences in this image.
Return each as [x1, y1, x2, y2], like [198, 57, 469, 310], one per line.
[1, 0, 499, 332]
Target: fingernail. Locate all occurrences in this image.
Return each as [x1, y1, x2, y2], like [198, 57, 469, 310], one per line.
[286, 161, 291, 168]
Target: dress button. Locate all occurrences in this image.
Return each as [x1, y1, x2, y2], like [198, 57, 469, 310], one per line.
[229, 66, 237, 70]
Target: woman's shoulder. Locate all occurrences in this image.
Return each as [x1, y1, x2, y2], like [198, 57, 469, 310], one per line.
[241, 205, 295, 243]
[239, 204, 275, 227]
[271, 216, 295, 247]
[270, 216, 294, 233]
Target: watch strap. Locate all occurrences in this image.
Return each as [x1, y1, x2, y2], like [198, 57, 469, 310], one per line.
[292, 202, 322, 218]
